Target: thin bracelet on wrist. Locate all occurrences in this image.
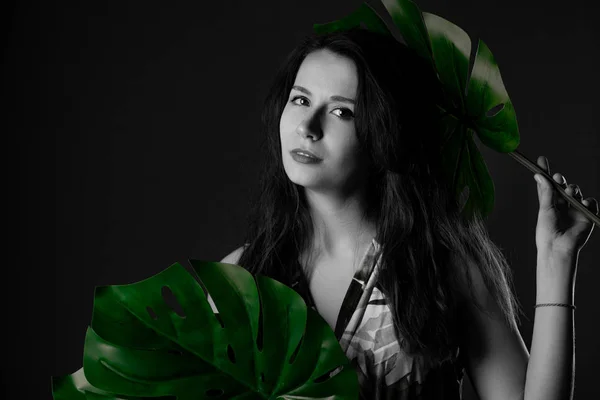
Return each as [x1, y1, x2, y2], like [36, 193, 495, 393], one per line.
[534, 303, 576, 310]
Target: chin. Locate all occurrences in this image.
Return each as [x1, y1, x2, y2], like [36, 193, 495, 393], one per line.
[283, 162, 322, 189]
[285, 169, 316, 188]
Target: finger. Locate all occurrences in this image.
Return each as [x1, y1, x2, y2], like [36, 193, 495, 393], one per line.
[553, 172, 568, 208]
[569, 184, 583, 202]
[553, 172, 567, 187]
[582, 197, 599, 215]
[564, 185, 578, 208]
[572, 198, 598, 239]
[535, 172, 554, 211]
[565, 184, 578, 197]
[537, 155, 549, 174]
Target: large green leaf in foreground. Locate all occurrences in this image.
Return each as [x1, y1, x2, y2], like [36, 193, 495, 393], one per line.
[52, 261, 359, 399]
[315, 0, 521, 218]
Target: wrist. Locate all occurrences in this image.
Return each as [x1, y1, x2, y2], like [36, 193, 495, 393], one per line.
[536, 252, 577, 304]
[535, 282, 574, 305]
[537, 248, 579, 266]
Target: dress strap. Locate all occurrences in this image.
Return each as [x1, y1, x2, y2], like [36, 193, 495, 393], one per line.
[333, 239, 382, 340]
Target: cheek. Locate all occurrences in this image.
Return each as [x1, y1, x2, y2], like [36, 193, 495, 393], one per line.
[279, 107, 294, 142]
[334, 132, 362, 164]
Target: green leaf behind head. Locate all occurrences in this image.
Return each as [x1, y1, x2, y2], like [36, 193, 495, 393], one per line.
[421, 11, 518, 217]
[381, 0, 433, 64]
[315, 1, 521, 218]
[423, 12, 519, 153]
[466, 39, 520, 152]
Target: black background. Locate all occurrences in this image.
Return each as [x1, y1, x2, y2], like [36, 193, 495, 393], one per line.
[4, 0, 599, 398]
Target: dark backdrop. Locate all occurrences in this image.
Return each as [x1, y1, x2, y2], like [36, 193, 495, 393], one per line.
[4, 0, 599, 398]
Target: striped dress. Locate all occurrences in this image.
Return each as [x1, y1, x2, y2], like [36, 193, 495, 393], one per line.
[291, 238, 465, 399]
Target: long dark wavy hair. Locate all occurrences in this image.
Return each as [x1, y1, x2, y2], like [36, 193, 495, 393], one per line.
[237, 27, 520, 363]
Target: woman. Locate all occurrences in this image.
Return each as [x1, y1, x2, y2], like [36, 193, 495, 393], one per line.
[219, 28, 597, 399]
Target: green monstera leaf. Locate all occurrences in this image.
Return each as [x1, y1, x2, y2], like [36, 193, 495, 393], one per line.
[52, 261, 359, 399]
[420, 10, 519, 217]
[314, 0, 521, 218]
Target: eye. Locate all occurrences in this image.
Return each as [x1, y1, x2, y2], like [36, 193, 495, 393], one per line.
[290, 95, 354, 120]
[332, 108, 355, 120]
[290, 95, 309, 106]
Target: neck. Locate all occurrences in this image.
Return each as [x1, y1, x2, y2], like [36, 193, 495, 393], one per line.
[303, 186, 377, 259]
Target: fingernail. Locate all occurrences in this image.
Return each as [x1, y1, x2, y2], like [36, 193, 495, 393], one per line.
[534, 174, 542, 184]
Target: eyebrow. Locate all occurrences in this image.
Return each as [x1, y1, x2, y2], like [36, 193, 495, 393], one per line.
[291, 85, 356, 105]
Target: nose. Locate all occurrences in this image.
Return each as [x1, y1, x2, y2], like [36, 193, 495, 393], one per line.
[296, 109, 323, 141]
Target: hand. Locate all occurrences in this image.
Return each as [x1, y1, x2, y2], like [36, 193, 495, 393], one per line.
[534, 156, 598, 258]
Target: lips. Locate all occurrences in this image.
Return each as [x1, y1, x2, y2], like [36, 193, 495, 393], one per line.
[290, 148, 322, 160]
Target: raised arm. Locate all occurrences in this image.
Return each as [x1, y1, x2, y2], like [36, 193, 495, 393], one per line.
[459, 257, 529, 400]
[461, 155, 597, 400]
[459, 254, 575, 400]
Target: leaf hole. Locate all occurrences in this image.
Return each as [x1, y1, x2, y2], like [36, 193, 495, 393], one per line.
[486, 103, 504, 117]
[255, 277, 264, 352]
[288, 334, 304, 364]
[146, 306, 158, 320]
[206, 292, 221, 315]
[314, 365, 344, 383]
[161, 286, 186, 318]
[214, 312, 225, 328]
[227, 344, 236, 364]
[329, 365, 343, 378]
[206, 291, 225, 328]
[205, 388, 224, 397]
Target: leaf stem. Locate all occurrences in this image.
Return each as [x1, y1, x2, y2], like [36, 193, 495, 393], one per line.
[508, 149, 600, 227]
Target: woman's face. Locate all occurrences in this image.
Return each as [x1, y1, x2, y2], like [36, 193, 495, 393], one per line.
[279, 48, 369, 194]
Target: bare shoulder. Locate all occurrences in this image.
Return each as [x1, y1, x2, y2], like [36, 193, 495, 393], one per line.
[220, 244, 248, 265]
